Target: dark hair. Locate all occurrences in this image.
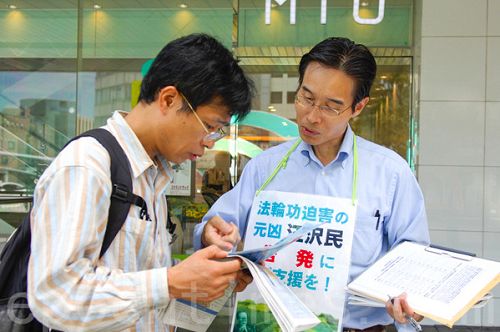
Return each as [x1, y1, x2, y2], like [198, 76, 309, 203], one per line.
[139, 33, 254, 121]
[298, 37, 376, 108]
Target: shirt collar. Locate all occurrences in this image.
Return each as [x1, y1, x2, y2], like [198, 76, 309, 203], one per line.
[106, 111, 172, 180]
[299, 125, 354, 169]
[338, 125, 354, 168]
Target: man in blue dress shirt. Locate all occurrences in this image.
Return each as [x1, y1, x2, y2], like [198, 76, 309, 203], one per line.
[193, 37, 430, 331]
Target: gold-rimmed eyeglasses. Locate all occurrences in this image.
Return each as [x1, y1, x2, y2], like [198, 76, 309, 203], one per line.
[180, 92, 227, 142]
[295, 93, 352, 116]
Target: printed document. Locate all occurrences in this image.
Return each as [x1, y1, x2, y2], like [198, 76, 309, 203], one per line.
[347, 241, 500, 327]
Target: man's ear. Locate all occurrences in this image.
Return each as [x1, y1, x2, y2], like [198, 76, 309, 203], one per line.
[351, 96, 370, 119]
[157, 86, 180, 114]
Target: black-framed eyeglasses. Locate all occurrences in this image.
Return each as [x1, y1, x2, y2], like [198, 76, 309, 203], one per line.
[295, 93, 352, 116]
[180, 92, 227, 142]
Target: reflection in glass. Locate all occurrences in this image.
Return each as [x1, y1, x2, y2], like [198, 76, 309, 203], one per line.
[351, 58, 412, 163]
[0, 71, 78, 191]
[0, 2, 416, 330]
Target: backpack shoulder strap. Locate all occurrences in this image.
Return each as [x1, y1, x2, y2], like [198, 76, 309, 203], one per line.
[65, 128, 150, 258]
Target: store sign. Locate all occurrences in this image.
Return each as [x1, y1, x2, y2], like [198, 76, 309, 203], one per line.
[166, 161, 194, 197]
[265, 0, 385, 25]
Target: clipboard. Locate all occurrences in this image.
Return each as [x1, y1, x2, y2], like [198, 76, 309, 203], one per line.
[425, 243, 476, 261]
[347, 241, 500, 328]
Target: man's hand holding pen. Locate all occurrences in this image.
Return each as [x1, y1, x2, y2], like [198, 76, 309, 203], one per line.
[386, 293, 424, 332]
[201, 215, 252, 293]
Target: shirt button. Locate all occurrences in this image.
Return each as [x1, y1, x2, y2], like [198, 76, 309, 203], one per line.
[321, 171, 326, 176]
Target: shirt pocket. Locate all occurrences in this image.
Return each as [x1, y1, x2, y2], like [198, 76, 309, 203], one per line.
[121, 215, 151, 235]
[119, 216, 154, 268]
[351, 213, 385, 268]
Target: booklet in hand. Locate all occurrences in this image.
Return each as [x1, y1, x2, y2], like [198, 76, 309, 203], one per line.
[162, 221, 325, 332]
[229, 220, 323, 263]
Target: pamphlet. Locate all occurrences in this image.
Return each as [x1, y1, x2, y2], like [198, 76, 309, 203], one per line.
[161, 221, 323, 332]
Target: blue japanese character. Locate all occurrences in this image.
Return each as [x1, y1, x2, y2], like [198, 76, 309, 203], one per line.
[268, 223, 282, 239]
[335, 212, 349, 224]
[257, 200, 271, 216]
[302, 206, 317, 222]
[324, 276, 331, 292]
[287, 271, 303, 288]
[304, 274, 318, 290]
[318, 208, 334, 223]
[320, 255, 335, 269]
[273, 268, 287, 280]
[253, 222, 267, 237]
[271, 202, 286, 217]
[286, 204, 301, 219]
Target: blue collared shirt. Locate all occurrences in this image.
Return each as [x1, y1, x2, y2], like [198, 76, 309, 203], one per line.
[194, 127, 429, 330]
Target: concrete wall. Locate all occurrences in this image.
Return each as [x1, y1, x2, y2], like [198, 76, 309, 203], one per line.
[417, 0, 500, 326]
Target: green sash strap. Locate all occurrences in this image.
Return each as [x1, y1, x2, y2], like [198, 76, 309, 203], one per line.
[256, 135, 358, 206]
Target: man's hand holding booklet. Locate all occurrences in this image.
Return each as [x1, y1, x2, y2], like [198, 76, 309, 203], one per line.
[162, 221, 325, 332]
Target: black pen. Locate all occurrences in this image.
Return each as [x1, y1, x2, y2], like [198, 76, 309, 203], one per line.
[374, 210, 381, 230]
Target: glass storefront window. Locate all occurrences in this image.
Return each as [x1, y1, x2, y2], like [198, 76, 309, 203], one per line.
[0, 0, 79, 235]
[352, 56, 413, 163]
[0, 2, 416, 329]
[0, 0, 415, 246]
[0, 1, 236, 233]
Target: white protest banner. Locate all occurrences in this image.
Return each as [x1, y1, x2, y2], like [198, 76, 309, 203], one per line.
[233, 190, 357, 332]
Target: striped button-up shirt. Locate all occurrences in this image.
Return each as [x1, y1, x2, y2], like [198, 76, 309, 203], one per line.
[28, 111, 174, 331]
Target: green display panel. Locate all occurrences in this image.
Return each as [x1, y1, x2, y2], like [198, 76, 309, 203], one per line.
[238, 6, 411, 47]
[0, 8, 233, 58]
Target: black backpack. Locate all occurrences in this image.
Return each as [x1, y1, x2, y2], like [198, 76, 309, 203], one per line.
[0, 128, 151, 331]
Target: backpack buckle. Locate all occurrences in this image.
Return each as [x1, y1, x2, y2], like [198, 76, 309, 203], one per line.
[112, 184, 151, 221]
[139, 203, 151, 221]
[111, 184, 131, 202]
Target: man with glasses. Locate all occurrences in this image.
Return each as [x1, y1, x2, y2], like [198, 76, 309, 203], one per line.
[181, 92, 228, 142]
[28, 34, 254, 331]
[194, 37, 430, 331]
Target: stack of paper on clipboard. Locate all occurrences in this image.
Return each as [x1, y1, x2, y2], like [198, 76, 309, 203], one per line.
[346, 241, 500, 328]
